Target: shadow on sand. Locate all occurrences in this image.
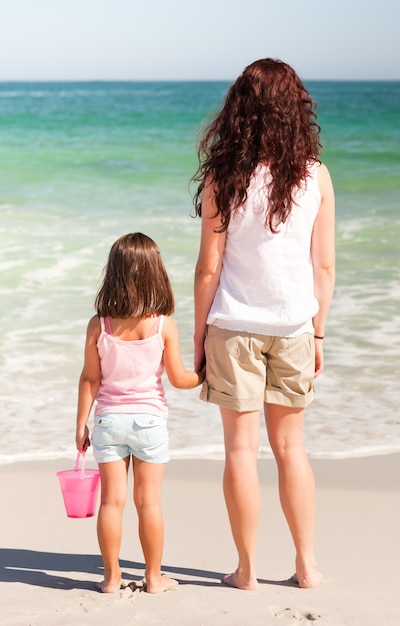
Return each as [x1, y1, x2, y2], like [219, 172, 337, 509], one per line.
[0, 548, 297, 591]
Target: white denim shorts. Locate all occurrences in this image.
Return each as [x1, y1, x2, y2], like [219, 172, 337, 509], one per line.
[91, 413, 169, 464]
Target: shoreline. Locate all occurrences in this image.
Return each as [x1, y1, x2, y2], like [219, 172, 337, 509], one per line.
[1, 444, 400, 469]
[1, 454, 399, 625]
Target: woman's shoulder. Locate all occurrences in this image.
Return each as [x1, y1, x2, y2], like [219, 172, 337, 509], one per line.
[316, 162, 334, 197]
[315, 161, 332, 178]
[316, 160, 328, 171]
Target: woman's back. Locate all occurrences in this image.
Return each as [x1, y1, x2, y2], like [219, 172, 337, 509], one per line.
[207, 163, 321, 335]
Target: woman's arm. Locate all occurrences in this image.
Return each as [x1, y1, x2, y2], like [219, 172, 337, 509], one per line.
[163, 317, 205, 389]
[75, 315, 101, 451]
[194, 181, 226, 371]
[311, 162, 336, 377]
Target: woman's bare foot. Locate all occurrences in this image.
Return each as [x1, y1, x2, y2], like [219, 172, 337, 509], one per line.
[95, 579, 122, 593]
[223, 570, 258, 591]
[144, 574, 179, 594]
[293, 554, 322, 588]
[292, 570, 322, 589]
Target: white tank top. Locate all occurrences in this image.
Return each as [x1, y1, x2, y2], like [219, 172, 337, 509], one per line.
[207, 163, 321, 337]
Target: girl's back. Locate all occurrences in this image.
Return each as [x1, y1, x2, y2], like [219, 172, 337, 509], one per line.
[95, 314, 168, 419]
[103, 315, 161, 341]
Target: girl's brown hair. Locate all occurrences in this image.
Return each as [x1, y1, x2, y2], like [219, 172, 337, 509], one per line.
[95, 233, 175, 318]
[193, 58, 321, 232]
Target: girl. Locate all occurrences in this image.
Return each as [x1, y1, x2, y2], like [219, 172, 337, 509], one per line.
[76, 232, 204, 594]
[193, 59, 335, 589]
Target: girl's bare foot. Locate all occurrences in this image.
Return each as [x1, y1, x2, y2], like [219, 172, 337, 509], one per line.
[95, 579, 122, 593]
[223, 570, 258, 591]
[144, 574, 178, 594]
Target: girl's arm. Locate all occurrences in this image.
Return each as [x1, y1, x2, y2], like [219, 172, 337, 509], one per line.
[163, 317, 205, 389]
[75, 315, 101, 451]
[311, 162, 336, 377]
[194, 181, 226, 371]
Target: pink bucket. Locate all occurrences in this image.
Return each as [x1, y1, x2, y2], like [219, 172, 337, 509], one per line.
[57, 452, 100, 518]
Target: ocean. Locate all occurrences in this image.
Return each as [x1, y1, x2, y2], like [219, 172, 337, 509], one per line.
[1, 80, 399, 465]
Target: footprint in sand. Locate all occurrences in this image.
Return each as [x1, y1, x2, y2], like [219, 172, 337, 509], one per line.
[271, 606, 324, 622]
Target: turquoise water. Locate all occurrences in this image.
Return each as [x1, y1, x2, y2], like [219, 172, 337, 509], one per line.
[0, 81, 399, 464]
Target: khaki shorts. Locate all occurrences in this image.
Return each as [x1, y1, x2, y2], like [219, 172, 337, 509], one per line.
[200, 325, 315, 411]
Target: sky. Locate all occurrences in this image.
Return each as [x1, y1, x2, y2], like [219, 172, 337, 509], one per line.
[0, 0, 399, 81]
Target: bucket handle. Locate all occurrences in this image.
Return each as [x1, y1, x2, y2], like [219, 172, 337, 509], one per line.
[74, 451, 87, 479]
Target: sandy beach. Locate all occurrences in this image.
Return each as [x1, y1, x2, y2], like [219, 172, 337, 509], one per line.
[1, 453, 399, 625]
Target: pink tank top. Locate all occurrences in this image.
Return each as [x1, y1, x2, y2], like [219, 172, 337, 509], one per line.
[95, 315, 168, 418]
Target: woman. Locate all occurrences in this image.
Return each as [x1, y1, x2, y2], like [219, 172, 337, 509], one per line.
[193, 59, 335, 590]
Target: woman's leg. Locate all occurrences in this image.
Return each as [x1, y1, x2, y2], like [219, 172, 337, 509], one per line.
[221, 407, 261, 590]
[97, 456, 130, 592]
[265, 403, 321, 588]
[132, 458, 177, 593]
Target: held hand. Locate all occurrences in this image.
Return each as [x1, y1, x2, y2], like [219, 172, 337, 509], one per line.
[76, 425, 91, 452]
[194, 339, 206, 374]
[314, 338, 324, 378]
[196, 363, 206, 385]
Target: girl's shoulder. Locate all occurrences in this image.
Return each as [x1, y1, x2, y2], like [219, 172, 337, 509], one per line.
[86, 315, 101, 337]
[161, 314, 175, 329]
[161, 315, 178, 339]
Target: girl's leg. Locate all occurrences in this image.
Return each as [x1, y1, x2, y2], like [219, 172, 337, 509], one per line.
[265, 403, 321, 588]
[97, 457, 130, 592]
[132, 458, 177, 593]
[221, 407, 261, 590]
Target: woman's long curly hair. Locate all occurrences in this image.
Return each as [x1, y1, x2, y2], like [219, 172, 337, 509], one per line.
[193, 58, 322, 232]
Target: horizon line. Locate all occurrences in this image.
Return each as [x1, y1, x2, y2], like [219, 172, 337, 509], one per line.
[0, 77, 399, 83]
